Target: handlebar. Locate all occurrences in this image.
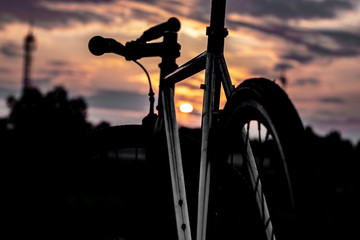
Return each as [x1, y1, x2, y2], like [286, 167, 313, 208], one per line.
[138, 17, 181, 42]
[88, 18, 181, 61]
[88, 36, 125, 56]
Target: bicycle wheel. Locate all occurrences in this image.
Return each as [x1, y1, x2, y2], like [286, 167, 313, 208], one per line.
[207, 78, 307, 240]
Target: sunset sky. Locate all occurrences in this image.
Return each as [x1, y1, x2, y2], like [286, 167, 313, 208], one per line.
[0, 0, 359, 143]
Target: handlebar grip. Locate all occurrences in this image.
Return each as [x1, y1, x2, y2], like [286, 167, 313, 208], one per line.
[138, 17, 181, 42]
[88, 36, 125, 56]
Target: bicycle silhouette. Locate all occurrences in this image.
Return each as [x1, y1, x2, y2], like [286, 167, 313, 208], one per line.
[85, 1, 308, 240]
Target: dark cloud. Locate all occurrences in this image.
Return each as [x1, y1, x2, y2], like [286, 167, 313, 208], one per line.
[226, 0, 354, 20]
[228, 20, 360, 61]
[281, 51, 315, 64]
[312, 116, 360, 126]
[153, 0, 208, 22]
[41, 63, 87, 78]
[0, 67, 12, 74]
[143, 0, 355, 24]
[189, 109, 201, 117]
[319, 29, 360, 47]
[87, 89, 149, 111]
[176, 93, 202, 106]
[293, 78, 320, 86]
[48, 60, 70, 67]
[178, 81, 201, 91]
[43, 69, 76, 77]
[0, 0, 115, 29]
[274, 62, 293, 71]
[0, 42, 22, 58]
[319, 97, 345, 104]
[250, 67, 269, 76]
[33, 77, 52, 85]
[344, 117, 360, 125]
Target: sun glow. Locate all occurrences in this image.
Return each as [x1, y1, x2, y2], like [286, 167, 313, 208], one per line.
[180, 103, 193, 113]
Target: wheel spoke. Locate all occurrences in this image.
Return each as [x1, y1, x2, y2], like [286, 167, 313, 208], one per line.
[258, 121, 262, 144]
[246, 121, 250, 146]
[265, 129, 270, 142]
[258, 122, 265, 171]
[243, 121, 251, 172]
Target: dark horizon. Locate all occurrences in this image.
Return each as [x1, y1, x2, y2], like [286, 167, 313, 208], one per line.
[1, 0, 360, 143]
[1, 86, 359, 240]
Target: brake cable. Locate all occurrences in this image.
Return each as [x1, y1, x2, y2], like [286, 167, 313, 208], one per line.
[133, 60, 155, 115]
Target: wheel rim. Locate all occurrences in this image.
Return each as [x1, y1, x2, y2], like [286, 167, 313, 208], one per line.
[210, 100, 296, 240]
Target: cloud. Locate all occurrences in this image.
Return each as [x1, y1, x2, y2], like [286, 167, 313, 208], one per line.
[250, 67, 269, 76]
[33, 77, 52, 85]
[0, 67, 12, 74]
[226, 0, 354, 20]
[293, 78, 320, 86]
[319, 97, 345, 104]
[134, 0, 356, 23]
[43, 69, 76, 78]
[177, 81, 201, 91]
[0, 0, 208, 31]
[344, 117, 360, 125]
[86, 89, 149, 111]
[274, 62, 293, 71]
[0, 41, 22, 58]
[41, 60, 86, 78]
[0, 0, 115, 29]
[47, 60, 70, 67]
[311, 116, 360, 127]
[281, 51, 315, 64]
[228, 20, 360, 61]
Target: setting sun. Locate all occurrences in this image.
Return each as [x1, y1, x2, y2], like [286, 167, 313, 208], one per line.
[180, 103, 193, 113]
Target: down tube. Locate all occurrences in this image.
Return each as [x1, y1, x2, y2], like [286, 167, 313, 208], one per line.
[161, 86, 192, 240]
[196, 52, 217, 240]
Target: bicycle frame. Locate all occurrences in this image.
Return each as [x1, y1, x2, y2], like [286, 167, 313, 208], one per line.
[156, 1, 233, 240]
[88, 1, 266, 239]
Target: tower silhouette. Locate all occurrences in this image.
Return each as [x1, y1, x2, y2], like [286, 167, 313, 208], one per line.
[23, 27, 36, 90]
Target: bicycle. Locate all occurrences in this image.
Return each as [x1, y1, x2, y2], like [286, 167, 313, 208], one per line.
[77, 0, 312, 240]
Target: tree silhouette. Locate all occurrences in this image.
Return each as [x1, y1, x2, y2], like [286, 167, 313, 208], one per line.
[304, 126, 359, 240]
[0, 85, 110, 166]
[0, 86, 358, 240]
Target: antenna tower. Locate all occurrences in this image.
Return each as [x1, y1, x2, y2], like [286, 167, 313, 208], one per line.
[23, 26, 36, 90]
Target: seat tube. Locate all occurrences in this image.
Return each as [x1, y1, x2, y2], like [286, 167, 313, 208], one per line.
[197, 1, 227, 240]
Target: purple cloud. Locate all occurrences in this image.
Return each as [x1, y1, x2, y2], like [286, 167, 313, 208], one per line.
[0, 67, 12, 74]
[0, 41, 22, 58]
[225, 0, 354, 20]
[87, 89, 149, 111]
[319, 97, 346, 104]
[274, 62, 293, 71]
[281, 51, 315, 64]
[228, 20, 360, 61]
[0, 0, 114, 29]
[293, 78, 320, 86]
